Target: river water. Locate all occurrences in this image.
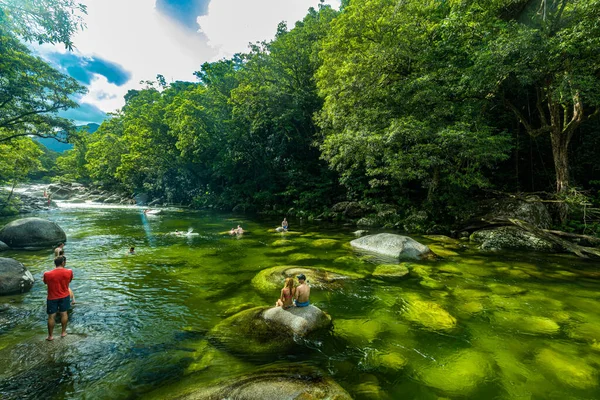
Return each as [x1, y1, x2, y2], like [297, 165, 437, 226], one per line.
[0, 204, 599, 399]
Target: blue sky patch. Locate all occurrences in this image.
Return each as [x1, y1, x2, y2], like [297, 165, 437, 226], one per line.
[47, 52, 132, 86]
[156, 0, 211, 30]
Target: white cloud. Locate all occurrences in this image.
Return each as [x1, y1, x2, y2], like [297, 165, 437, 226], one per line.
[46, 0, 340, 117]
[198, 0, 341, 59]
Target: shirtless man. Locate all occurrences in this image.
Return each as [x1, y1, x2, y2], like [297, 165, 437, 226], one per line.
[43, 256, 73, 340]
[294, 274, 310, 307]
[54, 243, 65, 257]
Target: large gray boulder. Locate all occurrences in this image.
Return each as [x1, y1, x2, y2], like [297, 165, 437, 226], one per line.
[351, 233, 434, 260]
[0, 258, 34, 295]
[0, 218, 66, 250]
[476, 195, 552, 229]
[262, 305, 332, 336]
[470, 226, 559, 252]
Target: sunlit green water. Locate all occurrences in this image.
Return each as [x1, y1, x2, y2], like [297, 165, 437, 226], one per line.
[1, 204, 599, 399]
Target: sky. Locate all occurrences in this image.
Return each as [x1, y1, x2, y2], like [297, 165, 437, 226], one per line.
[37, 0, 341, 125]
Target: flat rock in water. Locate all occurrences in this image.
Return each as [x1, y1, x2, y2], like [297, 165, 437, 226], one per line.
[157, 365, 352, 400]
[262, 305, 332, 336]
[470, 226, 559, 252]
[0, 257, 34, 295]
[350, 233, 434, 260]
[0, 218, 66, 250]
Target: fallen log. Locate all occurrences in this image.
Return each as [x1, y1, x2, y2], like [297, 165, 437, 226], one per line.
[504, 218, 600, 259]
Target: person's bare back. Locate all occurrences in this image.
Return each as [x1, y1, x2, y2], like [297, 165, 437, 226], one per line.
[294, 274, 310, 306]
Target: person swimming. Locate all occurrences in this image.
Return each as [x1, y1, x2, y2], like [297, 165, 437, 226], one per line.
[275, 277, 296, 309]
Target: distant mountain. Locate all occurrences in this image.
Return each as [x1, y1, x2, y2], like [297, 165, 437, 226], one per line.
[37, 123, 100, 153]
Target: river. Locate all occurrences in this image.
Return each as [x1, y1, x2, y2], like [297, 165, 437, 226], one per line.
[0, 203, 599, 399]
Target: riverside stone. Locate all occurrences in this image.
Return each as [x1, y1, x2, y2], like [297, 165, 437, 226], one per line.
[262, 305, 331, 336]
[0, 218, 66, 250]
[350, 233, 434, 260]
[0, 258, 34, 295]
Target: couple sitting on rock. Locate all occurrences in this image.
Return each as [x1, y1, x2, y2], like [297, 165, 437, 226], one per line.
[275, 274, 310, 309]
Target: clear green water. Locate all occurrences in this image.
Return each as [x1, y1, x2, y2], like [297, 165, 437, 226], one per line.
[1, 205, 600, 399]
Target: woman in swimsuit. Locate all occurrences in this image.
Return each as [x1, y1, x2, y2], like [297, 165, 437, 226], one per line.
[275, 277, 295, 309]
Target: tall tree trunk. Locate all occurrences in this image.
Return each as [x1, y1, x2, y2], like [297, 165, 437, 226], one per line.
[550, 128, 570, 222]
[550, 128, 569, 194]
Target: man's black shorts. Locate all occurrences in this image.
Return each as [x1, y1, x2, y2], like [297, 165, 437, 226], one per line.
[47, 295, 70, 314]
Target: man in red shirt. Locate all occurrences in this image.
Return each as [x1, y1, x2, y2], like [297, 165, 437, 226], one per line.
[43, 256, 73, 341]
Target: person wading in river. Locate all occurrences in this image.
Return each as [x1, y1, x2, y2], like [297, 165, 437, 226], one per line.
[43, 256, 73, 340]
[294, 274, 310, 307]
[54, 243, 64, 257]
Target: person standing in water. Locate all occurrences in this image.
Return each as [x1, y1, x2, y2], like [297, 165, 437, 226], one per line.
[294, 274, 310, 307]
[275, 277, 296, 309]
[54, 243, 64, 257]
[43, 256, 73, 340]
[282, 218, 288, 231]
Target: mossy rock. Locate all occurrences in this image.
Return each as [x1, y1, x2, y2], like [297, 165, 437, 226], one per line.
[334, 318, 384, 344]
[311, 239, 340, 249]
[423, 235, 461, 245]
[268, 229, 303, 236]
[489, 295, 523, 311]
[493, 312, 560, 335]
[567, 321, 600, 343]
[419, 349, 493, 396]
[287, 253, 318, 263]
[438, 265, 461, 274]
[457, 301, 484, 315]
[402, 295, 457, 332]
[488, 283, 527, 295]
[367, 350, 408, 371]
[251, 265, 362, 294]
[409, 265, 430, 277]
[428, 244, 459, 257]
[536, 347, 597, 389]
[265, 246, 300, 255]
[208, 307, 293, 356]
[372, 264, 409, 280]
[153, 364, 352, 399]
[419, 278, 445, 290]
[333, 255, 362, 265]
[271, 239, 292, 247]
[453, 288, 490, 300]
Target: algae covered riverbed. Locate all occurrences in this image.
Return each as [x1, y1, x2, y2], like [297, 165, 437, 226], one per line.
[1, 205, 600, 399]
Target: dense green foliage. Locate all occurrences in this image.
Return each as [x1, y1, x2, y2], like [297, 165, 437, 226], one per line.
[0, 0, 86, 196]
[51, 1, 600, 229]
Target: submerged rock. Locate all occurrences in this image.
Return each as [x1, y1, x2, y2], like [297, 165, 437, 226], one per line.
[470, 226, 559, 252]
[262, 305, 331, 336]
[401, 296, 457, 331]
[493, 312, 560, 335]
[208, 306, 331, 356]
[536, 347, 597, 389]
[372, 264, 409, 280]
[334, 318, 384, 344]
[311, 238, 340, 248]
[0, 258, 34, 295]
[420, 349, 493, 396]
[161, 364, 352, 400]
[0, 217, 66, 250]
[350, 233, 434, 260]
[251, 265, 361, 294]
